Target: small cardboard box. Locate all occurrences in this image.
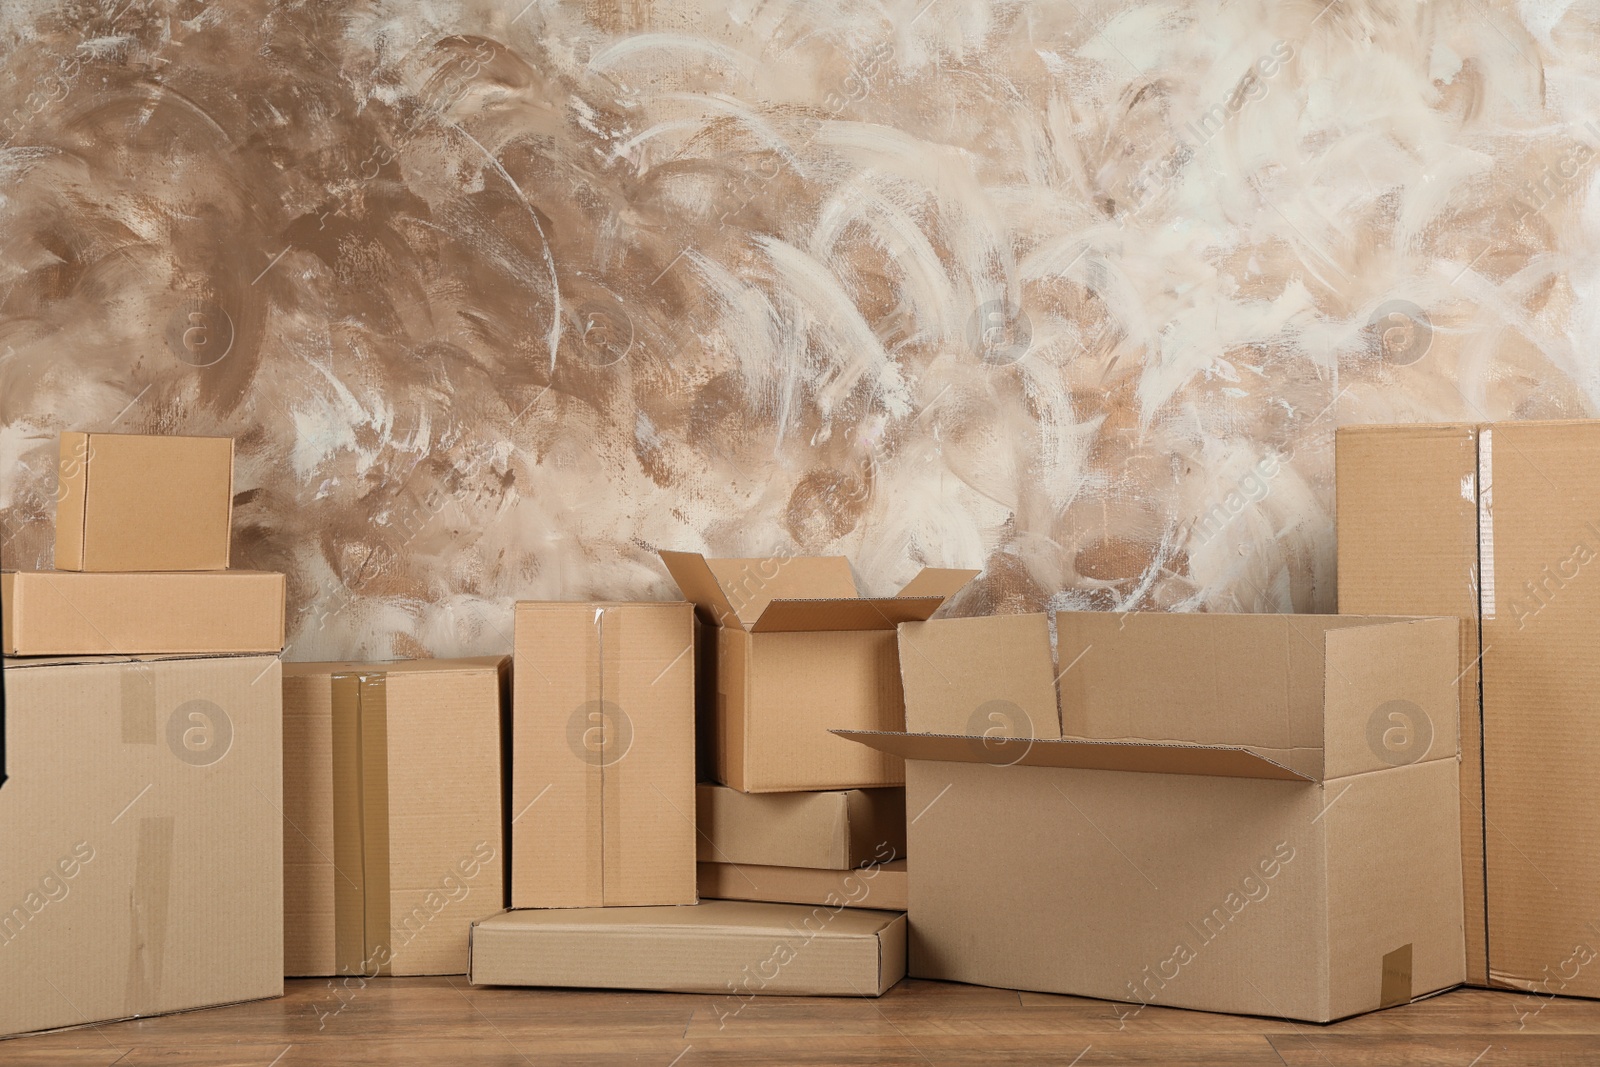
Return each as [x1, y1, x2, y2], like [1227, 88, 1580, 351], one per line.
[281, 658, 506, 977]
[696, 783, 905, 869]
[1, 653, 283, 1038]
[660, 551, 977, 792]
[511, 602, 696, 908]
[55, 431, 234, 571]
[468, 900, 906, 996]
[842, 611, 1466, 1023]
[1338, 419, 1600, 997]
[699, 860, 908, 911]
[1, 570, 285, 655]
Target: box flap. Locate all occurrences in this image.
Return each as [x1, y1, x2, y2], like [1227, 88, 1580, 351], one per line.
[895, 568, 981, 600]
[660, 551, 742, 626]
[750, 597, 947, 633]
[897, 614, 1062, 738]
[833, 730, 1314, 781]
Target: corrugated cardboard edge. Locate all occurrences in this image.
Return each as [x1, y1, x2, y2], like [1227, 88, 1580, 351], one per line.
[54, 431, 89, 571]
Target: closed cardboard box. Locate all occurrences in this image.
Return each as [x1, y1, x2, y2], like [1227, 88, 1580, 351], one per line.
[1339, 419, 1600, 997]
[661, 552, 976, 792]
[468, 900, 906, 996]
[699, 860, 908, 911]
[2, 570, 285, 655]
[842, 611, 1465, 1023]
[281, 658, 506, 977]
[1, 654, 283, 1038]
[511, 602, 696, 908]
[696, 783, 905, 869]
[55, 431, 234, 571]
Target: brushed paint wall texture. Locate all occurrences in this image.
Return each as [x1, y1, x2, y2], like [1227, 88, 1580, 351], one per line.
[0, 0, 1589, 660]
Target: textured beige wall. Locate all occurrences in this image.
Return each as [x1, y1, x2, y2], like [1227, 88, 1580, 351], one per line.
[0, 0, 1591, 660]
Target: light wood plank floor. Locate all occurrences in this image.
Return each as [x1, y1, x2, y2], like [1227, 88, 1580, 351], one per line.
[4, 979, 1599, 1065]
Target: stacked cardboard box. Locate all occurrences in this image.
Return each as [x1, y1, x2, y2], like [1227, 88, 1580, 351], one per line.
[1338, 419, 1600, 999]
[467, 568, 938, 997]
[1, 432, 287, 1039]
[280, 658, 507, 977]
[840, 610, 1468, 1022]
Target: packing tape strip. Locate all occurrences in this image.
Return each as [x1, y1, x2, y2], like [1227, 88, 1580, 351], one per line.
[601, 606, 624, 904]
[583, 609, 605, 906]
[120, 663, 156, 744]
[124, 814, 174, 1016]
[1380, 943, 1413, 1008]
[331, 673, 367, 976]
[359, 673, 392, 976]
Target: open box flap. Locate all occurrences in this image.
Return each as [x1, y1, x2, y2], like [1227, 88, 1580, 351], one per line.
[751, 597, 948, 633]
[660, 550, 741, 626]
[895, 568, 981, 600]
[833, 730, 1316, 781]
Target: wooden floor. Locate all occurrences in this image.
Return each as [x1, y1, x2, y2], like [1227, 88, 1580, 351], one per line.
[5, 979, 1600, 1065]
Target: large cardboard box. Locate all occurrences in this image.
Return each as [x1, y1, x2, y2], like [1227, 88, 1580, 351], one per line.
[842, 611, 1466, 1023]
[468, 900, 906, 996]
[1339, 419, 1600, 997]
[1, 654, 283, 1038]
[696, 783, 905, 869]
[660, 551, 977, 791]
[281, 658, 506, 977]
[54, 431, 234, 571]
[511, 602, 696, 908]
[699, 860, 909, 911]
[1, 570, 285, 655]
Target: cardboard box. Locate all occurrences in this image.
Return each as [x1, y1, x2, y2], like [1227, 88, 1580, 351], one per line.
[55, 431, 234, 571]
[511, 602, 696, 908]
[1338, 419, 1600, 997]
[696, 783, 905, 869]
[468, 900, 906, 996]
[1, 653, 282, 1038]
[660, 551, 977, 791]
[699, 860, 909, 911]
[281, 658, 506, 977]
[1, 570, 285, 655]
[841, 611, 1466, 1023]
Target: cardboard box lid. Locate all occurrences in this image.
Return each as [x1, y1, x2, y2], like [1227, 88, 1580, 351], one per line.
[836, 729, 1314, 780]
[660, 551, 978, 632]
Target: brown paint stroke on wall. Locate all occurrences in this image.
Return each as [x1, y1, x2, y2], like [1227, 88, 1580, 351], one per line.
[0, 0, 1593, 659]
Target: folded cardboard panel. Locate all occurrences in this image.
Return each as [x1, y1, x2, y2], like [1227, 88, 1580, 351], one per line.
[54, 431, 234, 572]
[1336, 423, 1486, 983]
[695, 783, 905, 870]
[842, 611, 1464, 1022]
[699, 860, 908, 911]
[280, 658, 506, 977]
[511, 602, 696, 908]
[468, 900, 906, 996]
[0, 654, 283, 1038]
[661, 552, 977, 792]
[1, 570, 285, 655]
[1337, 419, 1600, 998]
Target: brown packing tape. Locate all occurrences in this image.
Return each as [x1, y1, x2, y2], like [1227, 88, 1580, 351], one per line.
[359, 673, 392, 976]
[600, 607, 624, 904]
[331, 673, 366, 976]
[582, 608, 604, 906]
[120, 662, 156, 744]
[1381, 944, 1414, 1009]
[124, 815, 175, 1017]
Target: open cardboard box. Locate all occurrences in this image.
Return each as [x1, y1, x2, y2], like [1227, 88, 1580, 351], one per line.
[660, 551, 976, 791]
[840, 611, 1466, 1023]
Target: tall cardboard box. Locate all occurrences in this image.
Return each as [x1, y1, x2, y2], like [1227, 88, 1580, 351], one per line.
[281, 658, 506, 977]
[696, 783, 905, 869]
[469, 900, 907, 996]
[1, 654, 283, 1038]
[660, 552, 977, 791]
[2, 570, 286, 655]
[1339, 419, 1600, 997]
[511, 602, 696, 908]
[842, 611, 1466, 1023]
[54, 431, 235, 571]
